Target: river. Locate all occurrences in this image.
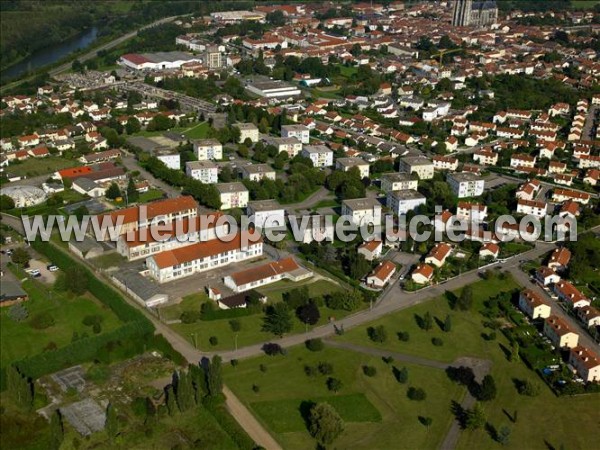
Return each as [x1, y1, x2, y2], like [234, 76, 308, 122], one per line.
[1, 27, 99, 82]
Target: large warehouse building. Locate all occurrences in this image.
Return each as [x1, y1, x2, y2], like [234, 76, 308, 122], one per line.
[119, 51, 203, 71]
[245, 80, 301, 99]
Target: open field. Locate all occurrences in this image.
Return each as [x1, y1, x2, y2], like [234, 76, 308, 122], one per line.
[162, 279, 357, 351]
[0, 278, 123, 368]
[183, 121, 209, 139]
[138, 188, 165, 203]
[5, 156, 77, 177]
[224, 345, 465, 450]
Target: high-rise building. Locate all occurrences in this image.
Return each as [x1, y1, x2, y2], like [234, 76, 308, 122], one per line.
[452, 0, 498, 27]
[204, 46, 223, 69]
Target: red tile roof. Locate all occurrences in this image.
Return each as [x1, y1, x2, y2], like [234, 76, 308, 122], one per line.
[229, 257, 301, 286]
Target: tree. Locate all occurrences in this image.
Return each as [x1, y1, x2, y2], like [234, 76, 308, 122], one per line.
[305, 338, 324, 352]
[106, 182, 122, 200]
[206, 355, 223, 397]
[297, 301, 320, 326]
[11, 247, 30, 267]
[49, 409, 64, 450]
[165, 385, 177, 415]
[407, 387, 426, 401]
[466, 403, 486, 430]
[308, 402, 344, 446]
[64, 266, 89, 295]
[394, 366, 408, 384]
[477, 375, 497, 401]
[367, 325, 387, 343]
[0, 194, 15, 210]
[456, 285, 473, 311]
[422, 312, 433, 331]
[6, 365, 33, 411]
[174, 370, 196, 412]
[229, 319, 241, 332]
[105, 403, 118, 441]
[262, 303, 293, 336]
[497, 425, 511, 445]
[326, 377, 343, 393]
[443, 314, 452, 332]
[326, 290, 363, 311]
[126, 177, 139, 203]
[126, 117, 142, 135]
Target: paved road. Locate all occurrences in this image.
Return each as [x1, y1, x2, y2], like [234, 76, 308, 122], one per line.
[120, 154, 182, 198]
[284, 186, 334, 212]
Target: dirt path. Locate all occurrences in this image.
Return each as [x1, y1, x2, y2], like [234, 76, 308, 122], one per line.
[223, 386, 283, 450]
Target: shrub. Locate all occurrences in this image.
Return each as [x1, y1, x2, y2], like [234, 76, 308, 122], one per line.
[516, 379, 540, 397]
[180, 310, 201, 324]
[209, 336, 219, 346]
[305, 338, 324, 352]
[393, 366, 408, 384]
[262, 343, 283, 356]
[252, 384, 260, 393]
[7, 303, 28, 322]
[259, 364, 267, 373]
[397, 331, 410, 342]
[318, 362, 333, 375]
[382, 356, 394, 364]
[304, 365, 318, 377]
[362, 366, 377, 377]
[326, 377, 343, 392]
[432, 337, 444, 346]
[30, 312, 55, 330]
[229, 319, 242, 332]
[230, 359, 239, 368]
[407, 387, 426, 401]
[367, 325, 387, 343]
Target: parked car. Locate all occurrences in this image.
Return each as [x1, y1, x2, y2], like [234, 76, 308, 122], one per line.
[29, 269, 41, 277]
[47, 264, 59, 272]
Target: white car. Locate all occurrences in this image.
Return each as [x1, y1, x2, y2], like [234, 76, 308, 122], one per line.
[47, 265, 59, 272]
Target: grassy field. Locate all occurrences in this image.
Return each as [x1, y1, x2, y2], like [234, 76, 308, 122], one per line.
[183, 121, 210, 139]
[330, 274, 599, 450]
[88, 252, 127, 269]
[138, 188, 165, 203]
[163, 279, 355, 351]
[571, 0, 600, 8]
[336, 275, 520, 363]
[224, 345, 465, 450]
[6, 156, 77, 178]
[0, 278, 123, 368]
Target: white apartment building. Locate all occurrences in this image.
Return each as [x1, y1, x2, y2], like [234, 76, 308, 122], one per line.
[473, 149, 498, 166]
[216, 182, 249, 210]
[264, 136, 303, 158]
[301, 145, 334, 168]
[341, 198, 382, 225]
[186, 161, 218, 184]
[387, 189, 427, 215]
[447, 172, 485, 198]
[157, 153, 181, 170]
[292, 215, 334, 243]
[335, 157, 370, 179]
[380, 172, 418, 193]
[516, 199, 547, 218]
[456, 202, 488, 222]
[432, 156, 459, 171]
[510, 153, 537, 169]
[398, 157, 434, 180]
[240, 163, 276, 182]
[247, 200, 285, 229]
[234, 123, 259, 143]
[281, 124, 310, 144]
[194, 139, 223, 160]
[146, 231, 263, 283]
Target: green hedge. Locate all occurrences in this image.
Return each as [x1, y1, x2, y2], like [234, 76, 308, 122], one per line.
[204, 402, 257, 450]
[15, 320, 153, 379]
[201, 306, 262, 321]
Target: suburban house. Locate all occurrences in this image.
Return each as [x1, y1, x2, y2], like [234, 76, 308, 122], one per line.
[366, 261, 396, 289]
[576, 305, 600, 328]
[553, 281, 590, 309]
[447, 172, 485, 198]
[552, 188, 590, 205]
[548, 247, 571, 271]
[516, 199, 547, 218]
[146, 231, 263, 283]
[341, 198, 382, 225]
[411, 263, 434, 284]
[247, 200, 285, 229]
[216, 183, 249, 210]
[0, 281, 28, 307]
[186, 161, 218, 184]
[536, 266, 561, 286]
[544, 315, 579, 349]
[568, 346, 600, 382]
[224, 257, 313, 293]
[518, 289, 552, 319]
[424, 242, 452, 268]
[380, 172, 418, 193]
[432, 155, 459, 171]
[357, 239, 383, 261]
[479, 242, 500, 259]
[456, 202, 488, 222]
[387, 189, 427, 215]
[193, 139, 223, 160]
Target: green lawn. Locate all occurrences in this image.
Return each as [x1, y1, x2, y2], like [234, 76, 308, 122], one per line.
[6, 156, 77, 178]
[571, 0, 600, 8]
[163, 279, 354, 351]
[0, 279, 123, 368]
[138, 188, 165, 203]
[88, 252, 127, 269]
[183, 121, 210, 139]
[311, 198, 341, 210]
[336, 275, 520, 363]
[224, 345, 465, 450]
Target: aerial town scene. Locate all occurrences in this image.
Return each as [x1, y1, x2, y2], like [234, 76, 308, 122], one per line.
[0, 1, 599, 449]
